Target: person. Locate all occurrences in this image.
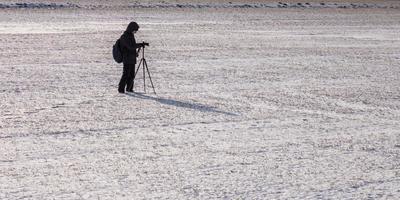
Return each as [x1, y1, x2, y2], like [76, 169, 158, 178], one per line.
[118, 21, 142, 93]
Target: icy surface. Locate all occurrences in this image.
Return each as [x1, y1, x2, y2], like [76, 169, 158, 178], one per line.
[0, 2, 79, 9]
[1, 1, 400, 9]
[1, 1, 400, 199]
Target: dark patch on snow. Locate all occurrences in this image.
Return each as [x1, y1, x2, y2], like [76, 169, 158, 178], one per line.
[0, 3, 80, 9]
[126, 92, 238, 116]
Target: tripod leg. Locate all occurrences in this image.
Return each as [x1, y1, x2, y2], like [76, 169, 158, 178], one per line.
[133, 59, 142, 82]
[132, 65, 136, 90]
[132, 59, 143, 91]
[143, 59, 146, 93]
[144, 60, 156, 94]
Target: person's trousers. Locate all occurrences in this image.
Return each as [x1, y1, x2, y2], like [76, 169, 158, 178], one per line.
[118, 63, 136, 92]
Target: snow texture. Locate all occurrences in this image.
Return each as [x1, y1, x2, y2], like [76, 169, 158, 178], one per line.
[1, 1, 400, 9]
[0, 3, 79, 9]
[1, 1, 400, 199]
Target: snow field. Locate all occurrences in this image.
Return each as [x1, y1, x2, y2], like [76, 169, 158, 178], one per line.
[1, 5, 400, 199]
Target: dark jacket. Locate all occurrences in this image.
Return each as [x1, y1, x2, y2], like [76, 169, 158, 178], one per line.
[120, 32, 138, 64]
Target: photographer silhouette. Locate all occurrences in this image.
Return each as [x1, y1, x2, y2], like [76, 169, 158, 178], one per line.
[118, 21, 147, 93]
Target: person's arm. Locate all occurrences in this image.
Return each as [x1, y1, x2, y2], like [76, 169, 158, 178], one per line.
[120, 36, 138, 51]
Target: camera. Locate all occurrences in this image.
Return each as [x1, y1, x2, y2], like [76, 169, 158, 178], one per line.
[139, 42, 149, 47]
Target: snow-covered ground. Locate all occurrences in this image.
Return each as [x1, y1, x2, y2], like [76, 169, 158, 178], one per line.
[1, 1, 400, 199]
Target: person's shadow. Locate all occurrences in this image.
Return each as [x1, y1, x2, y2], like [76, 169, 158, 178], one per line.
[126, 92, 238, 116]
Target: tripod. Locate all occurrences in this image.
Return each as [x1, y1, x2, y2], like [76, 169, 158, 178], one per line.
[132, 44, 156, 94]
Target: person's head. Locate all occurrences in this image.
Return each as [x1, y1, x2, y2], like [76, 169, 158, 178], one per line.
[126, 21, 139, 34]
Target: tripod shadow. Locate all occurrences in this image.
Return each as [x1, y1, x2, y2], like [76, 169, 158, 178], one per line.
[126, 92, 238, 116]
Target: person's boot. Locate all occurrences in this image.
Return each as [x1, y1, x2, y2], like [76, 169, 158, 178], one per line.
[118, 85, 125, 93]
[126, 83, 134, 92]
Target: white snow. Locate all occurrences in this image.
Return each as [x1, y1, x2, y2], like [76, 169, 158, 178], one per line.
[1, 1, 400, 199]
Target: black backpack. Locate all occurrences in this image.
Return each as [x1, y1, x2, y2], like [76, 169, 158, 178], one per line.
[113, 39, 123, 63]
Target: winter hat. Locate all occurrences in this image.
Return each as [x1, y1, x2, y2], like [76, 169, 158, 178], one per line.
[126, 21, 139, 32]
